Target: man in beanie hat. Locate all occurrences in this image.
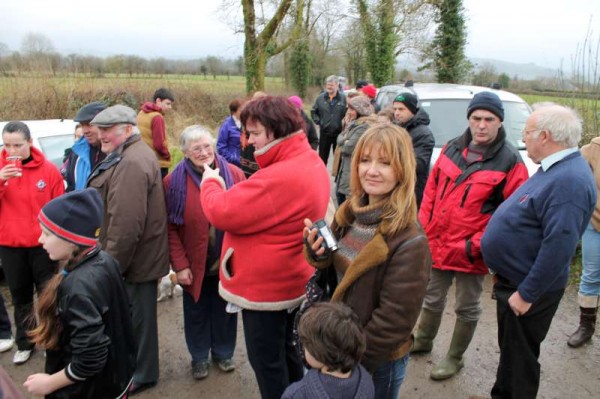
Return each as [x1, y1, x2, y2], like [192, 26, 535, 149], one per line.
[25, 188, 136, 398]
[64, 101, 108, 192]
[392, 92, 434, 207]
[415, 91, 529, 381]
[311, 75, 347, 165]
[87, 105, 169, 395]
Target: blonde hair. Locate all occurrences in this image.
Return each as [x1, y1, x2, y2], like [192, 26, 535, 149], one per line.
[349, 123, 417, 235]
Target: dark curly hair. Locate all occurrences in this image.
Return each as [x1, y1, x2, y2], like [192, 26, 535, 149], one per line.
[298, 302, 366, 373]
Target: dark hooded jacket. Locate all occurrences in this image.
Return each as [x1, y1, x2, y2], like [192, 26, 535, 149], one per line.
[399, 108, 435, 208]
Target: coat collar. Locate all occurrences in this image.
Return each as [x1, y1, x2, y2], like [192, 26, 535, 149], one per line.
[331, 200, 390, 302]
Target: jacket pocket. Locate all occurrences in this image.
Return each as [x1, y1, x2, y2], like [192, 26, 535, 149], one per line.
[220, 247, 234, 280]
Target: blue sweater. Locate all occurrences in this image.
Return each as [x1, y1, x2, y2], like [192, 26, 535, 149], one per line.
[481, 152, 596, 303]
[216, 116, 241, 166]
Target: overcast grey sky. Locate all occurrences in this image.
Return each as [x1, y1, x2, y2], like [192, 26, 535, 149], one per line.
[0, 0, 598, 69]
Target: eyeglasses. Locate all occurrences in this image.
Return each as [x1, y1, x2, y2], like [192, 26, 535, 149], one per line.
[522, 128, 540, 138]
[188, 145, 212, 155]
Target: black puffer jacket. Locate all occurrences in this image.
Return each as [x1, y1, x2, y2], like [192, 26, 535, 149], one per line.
[400, 109, 435, 208]
[311, 91, 347, 137]
[46, 249, 136, 399]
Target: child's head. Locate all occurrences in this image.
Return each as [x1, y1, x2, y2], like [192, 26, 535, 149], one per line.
[298, 302, 366, 373]
[38, 188, 103, 261]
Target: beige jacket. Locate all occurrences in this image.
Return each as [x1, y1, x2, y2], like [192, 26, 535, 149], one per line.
[581, 137, 600, 231]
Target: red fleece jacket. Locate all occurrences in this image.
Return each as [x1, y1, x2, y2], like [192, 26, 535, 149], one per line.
[0, 147, 65, 247]
[200, 132, 330, 310]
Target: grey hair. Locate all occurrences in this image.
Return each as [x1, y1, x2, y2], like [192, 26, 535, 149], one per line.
[531, 103, 582, 147]
[179, 125, 216, 151]
[325, 75, 339, 84]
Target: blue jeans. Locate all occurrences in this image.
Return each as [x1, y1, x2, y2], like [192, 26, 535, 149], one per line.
[580, 223, 600, 301]
[372, 354, 410, 399]
[182, 276, 237, 364]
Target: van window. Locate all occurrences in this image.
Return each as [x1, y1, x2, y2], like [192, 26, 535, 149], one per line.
[37, 134, 74, 168]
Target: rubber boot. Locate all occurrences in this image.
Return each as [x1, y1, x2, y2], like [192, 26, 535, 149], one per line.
[411, 308, 443, 354]
[567, 307, 597, 348]
[430, 319, 477, 381]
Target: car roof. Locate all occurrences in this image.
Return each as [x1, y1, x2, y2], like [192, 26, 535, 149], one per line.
[0, 119, 77, 138]
[378, 83, 526, 103]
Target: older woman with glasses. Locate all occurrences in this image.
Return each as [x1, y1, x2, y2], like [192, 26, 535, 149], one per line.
[163, 125, 245, 381]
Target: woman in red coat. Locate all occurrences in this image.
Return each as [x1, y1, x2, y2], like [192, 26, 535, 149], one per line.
[164, 125, 245, 380]
[0, 121, 64, 365]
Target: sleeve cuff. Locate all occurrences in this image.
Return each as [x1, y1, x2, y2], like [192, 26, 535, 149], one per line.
[65, 363, 87, 382]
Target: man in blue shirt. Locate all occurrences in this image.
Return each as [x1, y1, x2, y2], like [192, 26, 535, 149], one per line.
[481, 104, 596, 399]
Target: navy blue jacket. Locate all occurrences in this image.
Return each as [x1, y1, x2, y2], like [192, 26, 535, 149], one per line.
[482, 152, 596, 303]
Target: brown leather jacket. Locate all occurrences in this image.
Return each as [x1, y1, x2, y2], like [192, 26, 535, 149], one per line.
[305, 200, 431, 371]
[87, 135, 169, 283]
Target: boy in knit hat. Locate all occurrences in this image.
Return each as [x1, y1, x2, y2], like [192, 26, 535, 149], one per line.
[282, 302, 374, 399]
[25, 188, 136, 398]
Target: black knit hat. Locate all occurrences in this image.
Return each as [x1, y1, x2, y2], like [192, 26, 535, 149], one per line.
[74, 102, 108, 123]
[393, 92, 419, 115]
[356, 80, 369, 90]
[467, 91, 504, 121]
[39, 188, 104, 247]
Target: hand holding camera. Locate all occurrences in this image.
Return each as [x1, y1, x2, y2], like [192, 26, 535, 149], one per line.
[303, 218, 338, 258]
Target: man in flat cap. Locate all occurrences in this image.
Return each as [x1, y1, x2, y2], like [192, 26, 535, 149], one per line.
[87, 104, 169, 395]
[64, 101, 107, 192]
[414, 91, 529, 381]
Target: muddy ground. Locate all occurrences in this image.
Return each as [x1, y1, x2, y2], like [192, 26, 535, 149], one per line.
[1, 276, 598, 399]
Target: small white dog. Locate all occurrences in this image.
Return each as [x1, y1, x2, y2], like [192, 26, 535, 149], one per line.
[157, 270, 183, 302]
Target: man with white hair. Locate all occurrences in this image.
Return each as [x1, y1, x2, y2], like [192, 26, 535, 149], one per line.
[481, 104, 596, 399]
[311, 75, 346, 165]
[87, 105, 169, 396]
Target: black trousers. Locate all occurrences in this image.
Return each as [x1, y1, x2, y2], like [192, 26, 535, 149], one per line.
[491, 280, 563, 399]
[242, 308, 303, 399]
[0, 246, 56, 350]
[0, 292, 12, 339]
[318, 133, 338, 165]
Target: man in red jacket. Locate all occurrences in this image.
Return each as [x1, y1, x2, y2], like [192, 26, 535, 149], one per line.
[0, 121, 64, 365]
[137, 88, 175, 178]
[415, 92, 529, 381]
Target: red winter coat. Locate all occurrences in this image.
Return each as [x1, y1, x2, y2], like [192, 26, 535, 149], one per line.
[201, 132, 330, 310]
[418, 127, 528, 275]
[164, 162, 245, 302]
[0, 147, 65, 247]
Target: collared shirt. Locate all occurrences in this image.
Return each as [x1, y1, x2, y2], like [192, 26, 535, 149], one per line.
[540, 147, 578, 171]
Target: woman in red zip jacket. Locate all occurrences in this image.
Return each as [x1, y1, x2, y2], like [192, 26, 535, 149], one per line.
[0, 121, 64, 365]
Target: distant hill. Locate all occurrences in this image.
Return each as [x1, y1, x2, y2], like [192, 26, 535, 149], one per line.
[396, 54, 561, 81]
[469, 58, 559, 80]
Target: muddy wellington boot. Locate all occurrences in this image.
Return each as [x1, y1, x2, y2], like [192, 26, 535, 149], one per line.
[430, 319, 477, 381]
[567, 306, 597, 348]
[411, 308, 443, 354]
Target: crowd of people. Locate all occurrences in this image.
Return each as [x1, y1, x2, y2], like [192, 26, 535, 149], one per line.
[0, 80, 597, 399]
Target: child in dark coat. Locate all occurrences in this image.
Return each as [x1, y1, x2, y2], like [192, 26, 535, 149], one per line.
[23, 188, 135, 399]
[283, 302, 374, 399]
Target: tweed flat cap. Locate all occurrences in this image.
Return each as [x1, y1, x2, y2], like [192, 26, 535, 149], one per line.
[91, 105, 137, 127]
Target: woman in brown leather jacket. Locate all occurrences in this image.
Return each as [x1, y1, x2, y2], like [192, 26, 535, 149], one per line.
[303, 123, 431, 399]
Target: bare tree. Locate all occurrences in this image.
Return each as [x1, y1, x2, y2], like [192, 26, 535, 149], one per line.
[222, 0, 304, 93]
